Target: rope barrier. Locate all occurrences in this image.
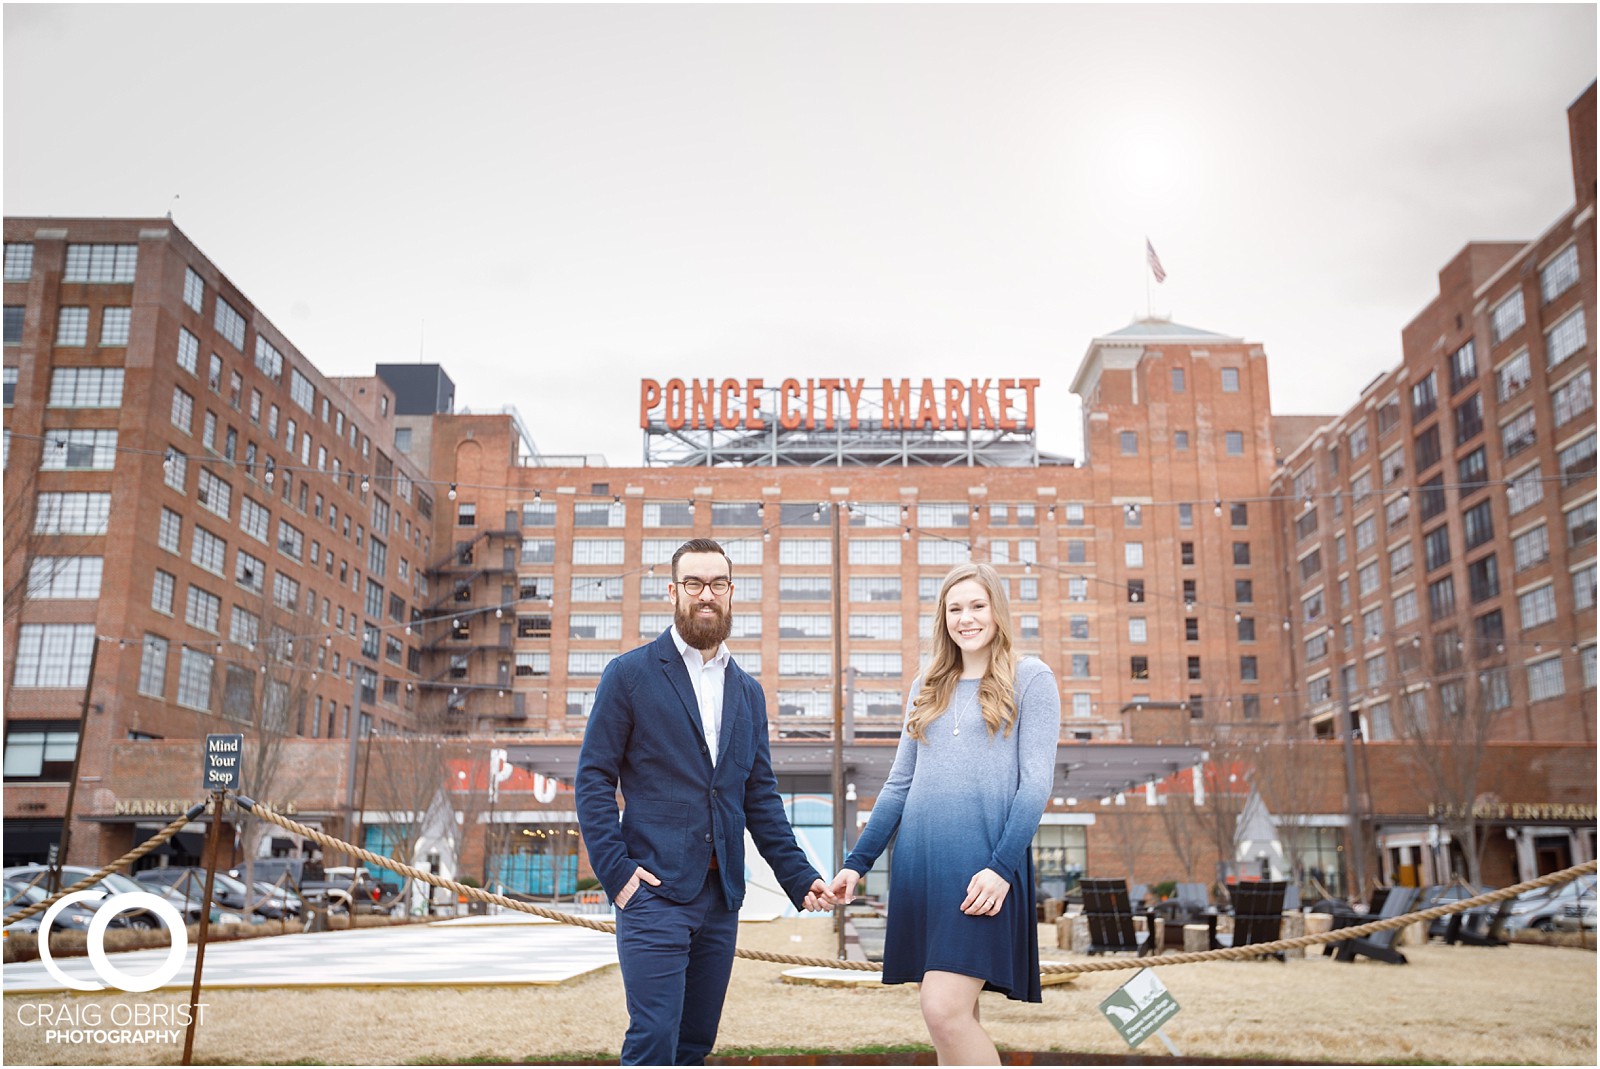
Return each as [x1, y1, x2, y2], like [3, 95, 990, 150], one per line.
[233, 796, 1598, 975]
[6, 803, 208, 925]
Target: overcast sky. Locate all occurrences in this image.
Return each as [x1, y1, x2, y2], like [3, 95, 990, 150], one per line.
[5, 4, 1595, 465]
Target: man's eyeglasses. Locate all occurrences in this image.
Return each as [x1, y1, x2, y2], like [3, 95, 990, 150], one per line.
[676, 577, 733, 596]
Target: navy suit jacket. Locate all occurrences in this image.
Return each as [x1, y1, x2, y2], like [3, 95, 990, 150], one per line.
[575, 630, 820, 910]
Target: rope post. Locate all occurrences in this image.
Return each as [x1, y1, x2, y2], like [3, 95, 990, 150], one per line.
[181, 789, 228, 1066]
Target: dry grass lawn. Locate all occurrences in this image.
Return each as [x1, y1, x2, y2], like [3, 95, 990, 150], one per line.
[4, 920, 1594, 1065]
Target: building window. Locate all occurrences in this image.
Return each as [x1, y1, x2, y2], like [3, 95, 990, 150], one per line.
[1573, 563, 1597, 611]
[1414, 424, 1442, 471]
[1545, 309, 1588, 369]
[778, 652, 831, 677]
[190, 526, 227, 576]
[1186, 656, 1202, 680]
[1119, 431, 1138, 455]
[4, 242, 34, 281]
[39, 427, 117, 470]
[849, 614, 901, 640]
[571, 576, 624, 602]
[1507, 464, 1544, 516]
[1539, 244, 1580, 303]
[55, 306, 89, 346]
[849, 652, 903, 678]
[1559, 433, 1596, 487]
[1124, 542, 1144, 568]
[151, 569, 175, 614]
[1170, 367, 1185, 392]
[1553, 368, 1593, 427]
[1393, 589, 1418, 626]
[215, 298, 247, 351]
[1566, 499, 1597, 547]
[1220, 368, 1240, 393]
[781, 539, 832, 565]
[2, 721, 80, 782]
[45, 367, 121, 409]
[35, 491, 112, 535]
[1411, 372, 1438, 421]
[1423, 525, 1452, 572]
[1516, 582, 1558, 630]
[288, 367, 315, 411]
[1512, 523, 1549, 572]
[1376, 394, 1401, 437]
[1453, 392, 1483, 446]
[1235, 579, 1253, 603]
[185, 585, 222, 633]
[1490, 290, 1526, 345]
[98, 307, 132, 347]
[12, 623, 96, 688]
[1232, 542, 1250, 566]
[63, 243, 137, 282]
[1240, 656, 1258, 682]
[27, 556, 104, 600]
[1466, 553, 1500, 604]
[1127, 618, 1147, 644]
[918, 539, 969, 566]
[1224, 431, 1244, 456]
[643, 501, 696, 527]
[176, 648, 215, 711]
[1448, 341, 1478, 394]
[1526, 658, 1566, 703]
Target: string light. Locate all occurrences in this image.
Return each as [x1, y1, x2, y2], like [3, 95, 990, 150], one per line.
[360, 475, 370, 494]
[264, 457, 276, 485]
[448, 483, 458, 500]
[1213, 500, 1223, 517]
[687, 498, 696, 514]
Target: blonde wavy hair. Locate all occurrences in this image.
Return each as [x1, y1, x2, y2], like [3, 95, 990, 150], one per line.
[905, 561, 1018, 742]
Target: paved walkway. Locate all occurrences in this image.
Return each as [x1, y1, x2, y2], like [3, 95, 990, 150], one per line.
[3, 914, 621, 994]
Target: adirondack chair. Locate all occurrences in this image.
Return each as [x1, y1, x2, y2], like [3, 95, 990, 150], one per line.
[1211, 880, 1288, 960]
[1323, 885, 1391, 957]
[1156, 881, 1215, 947]
[1079, 877, 1159, 957]
[1335, 885, 1419, 964]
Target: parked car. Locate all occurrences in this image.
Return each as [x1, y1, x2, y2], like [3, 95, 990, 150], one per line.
[4, 878, 98, 933]
[1551, 897, 1596, 933]
[1419, 883, 1491, 939]
[1, 865, 187, 929]
[1503, 874, 1597, 932]
[136, 867, 299, 920]
[302, 867, 401, 914]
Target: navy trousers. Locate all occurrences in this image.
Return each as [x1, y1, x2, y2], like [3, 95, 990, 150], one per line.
[614, 868, 740, 1066]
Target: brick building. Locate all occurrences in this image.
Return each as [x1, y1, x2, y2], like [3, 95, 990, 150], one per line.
[2, 219, 436, 869]
[4, 84, 1594, 900]
[1269, 82, 1598, 885]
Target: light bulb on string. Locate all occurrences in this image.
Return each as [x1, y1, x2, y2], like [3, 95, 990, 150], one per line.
[687, 498, 696, 514]
[448, 483, 457, 500]
[264, 458, 276, 485]
[360, 475, 370, 494]
[1213, 500, 1223, 517]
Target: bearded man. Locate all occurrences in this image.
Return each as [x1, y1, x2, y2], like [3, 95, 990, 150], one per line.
[575, 538, 834, 1066]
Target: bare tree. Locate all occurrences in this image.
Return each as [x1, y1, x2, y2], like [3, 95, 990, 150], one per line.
[1250, 730, 1339, 892]
[1391, 666, 1505, 887]
[211, 594, 317, 904]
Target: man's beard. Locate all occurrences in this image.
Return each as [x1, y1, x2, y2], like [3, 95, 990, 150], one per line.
[675, 598, 732, 651]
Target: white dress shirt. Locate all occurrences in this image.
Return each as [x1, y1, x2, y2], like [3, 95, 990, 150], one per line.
[670, 625, 731, 766]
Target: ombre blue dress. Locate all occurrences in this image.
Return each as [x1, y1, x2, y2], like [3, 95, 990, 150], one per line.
[842, 658, 1060, 1001]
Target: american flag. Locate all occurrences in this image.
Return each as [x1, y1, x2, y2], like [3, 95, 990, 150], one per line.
[1146, 239, 1166, 284]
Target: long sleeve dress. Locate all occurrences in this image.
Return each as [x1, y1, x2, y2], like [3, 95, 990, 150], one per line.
[842, 657, 1061, 1001]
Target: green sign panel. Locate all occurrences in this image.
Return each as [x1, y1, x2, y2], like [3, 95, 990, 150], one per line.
[1098, 967, 1180, 1049]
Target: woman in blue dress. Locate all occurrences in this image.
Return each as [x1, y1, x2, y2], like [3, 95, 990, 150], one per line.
[830, 561, 1060, 1065]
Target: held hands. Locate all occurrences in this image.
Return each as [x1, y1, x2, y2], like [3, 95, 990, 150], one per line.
[614, 865, 661, 910]
[828, 868, 862, 906]
[801, 877, 838, 912]
[960, 867, 1010, 916]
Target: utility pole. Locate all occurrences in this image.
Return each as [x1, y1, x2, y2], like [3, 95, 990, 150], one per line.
[52, 634, 102, 893]
[830, 500, 846, 959]
[1338, 671, 1368, 900]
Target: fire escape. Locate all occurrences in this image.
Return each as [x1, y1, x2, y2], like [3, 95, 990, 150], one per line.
[420, 523, 523, 728]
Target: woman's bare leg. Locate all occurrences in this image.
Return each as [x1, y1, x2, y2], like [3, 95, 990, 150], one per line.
[919, 970, 998, 1065]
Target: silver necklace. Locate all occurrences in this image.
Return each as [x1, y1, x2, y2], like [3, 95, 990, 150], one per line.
[950, 686, 980, 737]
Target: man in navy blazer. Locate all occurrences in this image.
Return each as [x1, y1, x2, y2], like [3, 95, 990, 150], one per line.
[576, 538, 834, 1066]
